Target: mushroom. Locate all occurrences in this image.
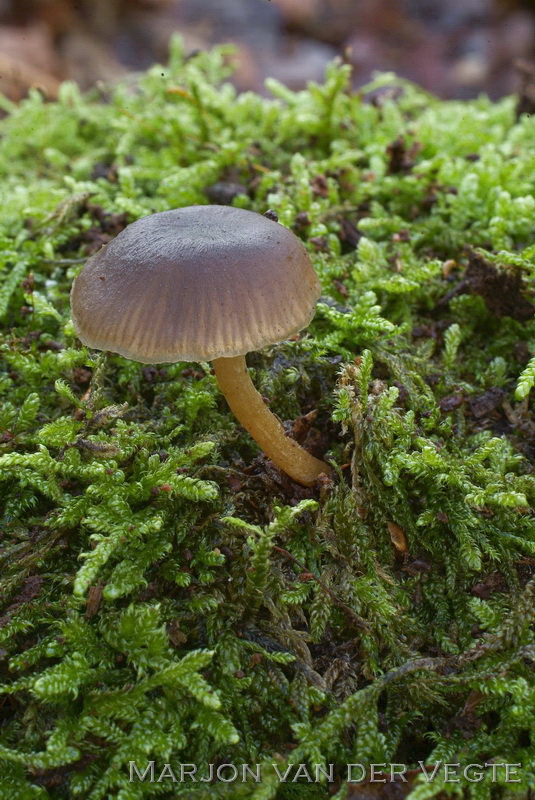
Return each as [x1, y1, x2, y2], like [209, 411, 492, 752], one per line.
[70, 205, 331, 486]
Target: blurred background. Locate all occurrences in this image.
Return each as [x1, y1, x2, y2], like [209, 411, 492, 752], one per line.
[0, 0, 534, 101]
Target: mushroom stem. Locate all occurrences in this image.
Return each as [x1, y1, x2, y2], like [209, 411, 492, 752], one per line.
[212, 355, 331, 487]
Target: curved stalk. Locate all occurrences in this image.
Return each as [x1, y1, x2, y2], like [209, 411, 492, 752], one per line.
[212, 355, 331, 487]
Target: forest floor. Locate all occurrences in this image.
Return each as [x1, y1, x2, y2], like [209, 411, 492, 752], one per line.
[0, 0, 534, 101]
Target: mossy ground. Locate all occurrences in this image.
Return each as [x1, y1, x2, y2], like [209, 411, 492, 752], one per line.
[0, 38, 534, 800]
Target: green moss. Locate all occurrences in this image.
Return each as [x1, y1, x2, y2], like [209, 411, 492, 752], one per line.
[0, 38, 534, 799]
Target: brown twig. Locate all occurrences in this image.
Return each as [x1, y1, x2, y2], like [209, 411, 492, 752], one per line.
[273, 545, 370, 631]
[434, 278, 470, 307]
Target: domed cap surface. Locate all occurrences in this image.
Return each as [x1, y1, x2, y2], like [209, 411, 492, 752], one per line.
[70, 205, 321, 363]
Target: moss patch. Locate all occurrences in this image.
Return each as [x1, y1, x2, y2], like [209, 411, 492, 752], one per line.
[0, 40, 534, 799]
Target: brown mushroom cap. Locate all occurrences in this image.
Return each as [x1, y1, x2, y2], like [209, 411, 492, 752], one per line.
[70, 205, 321, 363]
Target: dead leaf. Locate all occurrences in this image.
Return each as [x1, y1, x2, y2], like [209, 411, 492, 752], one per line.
[387, 522, 407, 553]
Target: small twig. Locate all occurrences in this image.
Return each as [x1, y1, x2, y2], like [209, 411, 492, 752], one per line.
[380, 656, 449, 685]
[273, 545, 370, 631]
[434, 278, 470, 307]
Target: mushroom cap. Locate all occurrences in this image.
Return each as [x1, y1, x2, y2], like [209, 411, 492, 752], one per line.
[70, 205, 321, 363]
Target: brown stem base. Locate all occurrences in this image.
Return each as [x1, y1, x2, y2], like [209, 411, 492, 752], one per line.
[212, 355, 331, 487]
